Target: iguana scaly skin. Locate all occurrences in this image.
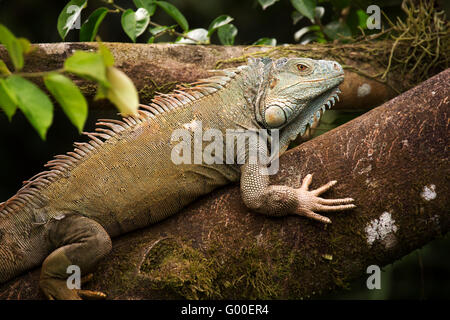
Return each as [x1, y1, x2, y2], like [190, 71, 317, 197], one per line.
[0, 57, 354, 299]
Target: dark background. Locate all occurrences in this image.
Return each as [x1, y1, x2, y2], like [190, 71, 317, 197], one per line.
[0, 0, 449, 299]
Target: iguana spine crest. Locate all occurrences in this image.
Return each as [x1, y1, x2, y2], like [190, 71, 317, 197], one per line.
[0, 67, 244, 218]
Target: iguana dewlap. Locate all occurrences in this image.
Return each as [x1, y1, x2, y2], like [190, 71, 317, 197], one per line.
[0, 57, 354, 299]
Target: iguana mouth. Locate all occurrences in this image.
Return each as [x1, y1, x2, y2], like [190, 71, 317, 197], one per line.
[278, 86, 342, 148]
[300, 86, 341, 137]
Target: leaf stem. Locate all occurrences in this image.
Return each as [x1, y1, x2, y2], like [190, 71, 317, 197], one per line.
[104, 0, 126, 12]
[100, 0, 202, 44]
[148, 21, 200, 43]
[0, 68, 65, 79]
[314, 17, 331, 42]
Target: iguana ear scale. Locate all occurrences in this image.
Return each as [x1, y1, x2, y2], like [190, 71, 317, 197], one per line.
[264, 105, 286, 127]
[244, 57, 278, 127]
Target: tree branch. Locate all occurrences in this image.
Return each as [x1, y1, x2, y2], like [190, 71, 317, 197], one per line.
[0, 42, 405, 111]
[1, 69, 448, 300]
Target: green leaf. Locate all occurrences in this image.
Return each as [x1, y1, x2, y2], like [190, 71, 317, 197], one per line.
[314, 6, 324, 20]
[257, 0, 279, 10]
[0, 24, 24, 70]
[17, 37, 32, 54]
[44, 73, 88, 133]
[0, 59, 11, 75]
[253, 38, 277, 46]
[0, 78, 17, 120]
[356, 9, 369, 29]
[121, 9, 137, 42]
[147, 36, 155, 43]
[133, 0, 157, 16]
[105, 67, 139, 116]
[57, 0, 88, 40]
[5, 76, 53, 139]
[207, 15, 234, 37]
[94, 83, 108, 100]
[135, 8, 150, 37]
[294, 25, 319, 42]
[149, 25, 175, 36]
[291, 11, 304, 25]
[347, 8, 369, 34]
[155, 1, 189, 32]
[176, 28, 209, 44]
[64, 51, 108, 86]
[80, 7, 108, 42]
[121, 8, 150, 42]
[98, 42, 115, 67]
[149, 26, 165, 36]
[290, 0, 316, 21]
[217, 24, 237, 45]
[323, 21, 351, 40]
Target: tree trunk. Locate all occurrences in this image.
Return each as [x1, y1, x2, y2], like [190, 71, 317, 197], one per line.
[0, 67, 447, 300]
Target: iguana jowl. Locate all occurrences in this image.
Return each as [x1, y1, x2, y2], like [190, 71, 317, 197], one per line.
[0, 57, 355, 299]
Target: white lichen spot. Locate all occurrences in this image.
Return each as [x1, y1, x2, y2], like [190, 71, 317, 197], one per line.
[420, 184, 436, 201]
[365, 212, 398, 248]
[357, 83, 372, 97]
[401, 139, 409, 147]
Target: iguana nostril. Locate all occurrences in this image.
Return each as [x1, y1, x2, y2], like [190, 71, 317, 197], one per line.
[333, 63, 339, 71]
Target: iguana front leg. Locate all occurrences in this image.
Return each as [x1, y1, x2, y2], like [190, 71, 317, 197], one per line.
[240, 163, 355, 223]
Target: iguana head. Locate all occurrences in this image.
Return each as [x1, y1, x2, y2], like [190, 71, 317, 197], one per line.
[253, 57, 344, 136]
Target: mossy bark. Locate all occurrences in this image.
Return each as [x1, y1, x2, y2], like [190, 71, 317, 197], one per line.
[0, 69, 448, 300]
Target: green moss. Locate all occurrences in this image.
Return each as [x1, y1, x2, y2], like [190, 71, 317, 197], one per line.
[140, 238, 217, 299]
[215, 45, 326, 69]
[138, 230, 302, 299]
[211, 238, 287, 299]
[138, 79, 179, 103]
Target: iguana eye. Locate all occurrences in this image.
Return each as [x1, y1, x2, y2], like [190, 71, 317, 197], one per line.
[296, 64, 309, 72]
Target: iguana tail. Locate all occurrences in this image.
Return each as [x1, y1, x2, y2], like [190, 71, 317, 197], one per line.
[1, 198, 112, 300]
[0, 204, 50, 284]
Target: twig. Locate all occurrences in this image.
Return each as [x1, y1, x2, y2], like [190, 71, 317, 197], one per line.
[100, 0, 202, 44]
[0, 68, 65, 79]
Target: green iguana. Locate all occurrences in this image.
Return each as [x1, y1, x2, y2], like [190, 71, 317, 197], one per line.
[0, 57, 355, 299]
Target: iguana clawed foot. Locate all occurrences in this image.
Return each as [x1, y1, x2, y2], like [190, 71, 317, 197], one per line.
[40, 273, 107, 300]
[294, 174, 355, 224]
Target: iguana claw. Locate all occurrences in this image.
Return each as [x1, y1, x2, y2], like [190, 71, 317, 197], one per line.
[40, 278, 107, 300]
[294, 174, 355, 224]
